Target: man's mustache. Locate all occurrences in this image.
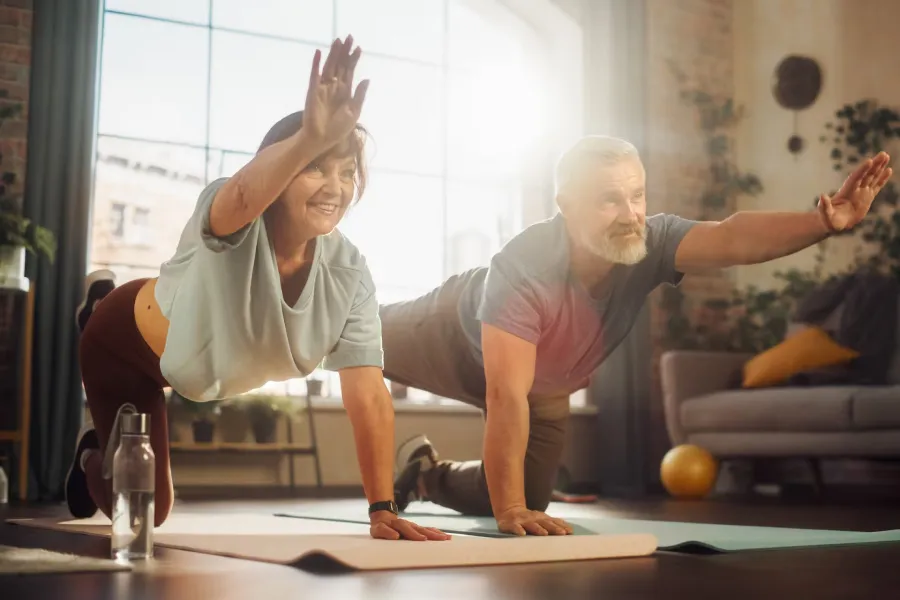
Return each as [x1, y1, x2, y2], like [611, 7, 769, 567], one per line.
[608, 224, 644, 238]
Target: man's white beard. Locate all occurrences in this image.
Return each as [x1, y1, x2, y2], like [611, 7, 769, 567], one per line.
[584, 230, 648, 264]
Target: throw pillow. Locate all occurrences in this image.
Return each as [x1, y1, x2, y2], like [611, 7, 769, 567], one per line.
[742, 326, 860, 388]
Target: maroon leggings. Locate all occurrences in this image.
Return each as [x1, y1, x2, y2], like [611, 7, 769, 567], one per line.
[79, 277, 174, 526]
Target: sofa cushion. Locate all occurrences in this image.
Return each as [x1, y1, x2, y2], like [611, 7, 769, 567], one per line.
[852, 387, 900, 429]
[681, 387, 863, 433]
[682, 386, 900, 433]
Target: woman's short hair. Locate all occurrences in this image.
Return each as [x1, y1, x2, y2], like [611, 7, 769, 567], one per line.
[257, 110, 370, 202]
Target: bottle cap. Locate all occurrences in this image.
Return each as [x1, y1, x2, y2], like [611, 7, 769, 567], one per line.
[120, 413, 150, 435]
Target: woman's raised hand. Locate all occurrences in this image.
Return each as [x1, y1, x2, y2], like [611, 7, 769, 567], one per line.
[302, 35, 369, 151]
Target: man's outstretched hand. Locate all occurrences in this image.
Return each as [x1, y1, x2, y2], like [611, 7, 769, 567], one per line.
[369, 510, 451, 541]
[818, 151, 893, 232]
[495, 506, 574, 536]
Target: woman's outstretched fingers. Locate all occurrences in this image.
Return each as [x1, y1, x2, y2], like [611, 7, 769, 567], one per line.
[321, 37, 341, 80]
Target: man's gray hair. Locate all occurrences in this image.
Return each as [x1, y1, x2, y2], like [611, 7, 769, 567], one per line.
[554, 135, 640, 193]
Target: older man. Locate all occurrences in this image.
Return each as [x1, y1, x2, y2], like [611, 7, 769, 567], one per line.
[379, 135, 892, 537]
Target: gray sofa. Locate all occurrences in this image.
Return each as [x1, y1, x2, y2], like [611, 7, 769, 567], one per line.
[660, 349, 900, 459]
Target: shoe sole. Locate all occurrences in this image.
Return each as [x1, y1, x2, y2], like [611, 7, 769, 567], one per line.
[75, 270, 116, 331]
[65, 429, 99, 519]
[395, 433, 436, 471]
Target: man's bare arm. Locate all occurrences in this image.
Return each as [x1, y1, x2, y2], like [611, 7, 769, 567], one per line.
[481, 323, 535, 516]
[481, 324, 572, 536]
[673, 210, 830, 273]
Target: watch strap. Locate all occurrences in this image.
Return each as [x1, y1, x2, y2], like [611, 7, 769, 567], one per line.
[368, 500, 399, 515]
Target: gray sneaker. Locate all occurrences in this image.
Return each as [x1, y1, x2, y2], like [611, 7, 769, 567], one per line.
[393, 434, 438, 511]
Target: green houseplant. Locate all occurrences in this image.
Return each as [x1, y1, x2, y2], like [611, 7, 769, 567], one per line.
[240, 394, 304, 444]
[0, 103, 56, 286]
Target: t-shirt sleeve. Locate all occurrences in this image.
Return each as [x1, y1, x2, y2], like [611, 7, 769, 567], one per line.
[196, 177, 255, 253]
[649, 213, 699, 286]
[322, 264, 384, 371]
[476, 253, 543, 345]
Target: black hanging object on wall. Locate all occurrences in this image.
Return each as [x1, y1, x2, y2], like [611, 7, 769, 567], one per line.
[772, 55, 823, 155]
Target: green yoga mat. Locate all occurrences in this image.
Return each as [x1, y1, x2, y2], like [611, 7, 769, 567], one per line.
[275, 510, 900, 554]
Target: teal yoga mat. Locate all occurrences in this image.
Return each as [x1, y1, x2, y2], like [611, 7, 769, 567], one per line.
[275, 510, 900, 554]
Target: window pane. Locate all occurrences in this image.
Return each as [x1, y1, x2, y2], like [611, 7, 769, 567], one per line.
[337, 171, 444, 300]
[209, 30, 322, 153]
[89, 136, 207, 284]
[445, 181, 519, 275]
[98, 14, 209, 146]
[446, 66, 545, 182]
[336, 0, 444, 64]
[208, 149, 253, 180]
[106, 0, 210, 25]
[212, 0, 334, 44]
[355, 55, 444, 176]
[445, 3, 547, 182]
[447, 0, 498, 70]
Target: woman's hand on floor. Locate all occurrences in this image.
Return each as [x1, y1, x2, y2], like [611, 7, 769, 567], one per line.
[369, 511, 451, 541]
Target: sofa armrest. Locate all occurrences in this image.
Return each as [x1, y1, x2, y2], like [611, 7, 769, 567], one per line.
[660, 350, 754, 446]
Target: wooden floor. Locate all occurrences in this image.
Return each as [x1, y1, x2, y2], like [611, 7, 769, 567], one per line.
[3, 493, 900, 599]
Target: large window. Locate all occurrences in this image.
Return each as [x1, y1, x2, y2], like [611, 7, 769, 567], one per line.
[89, 0, 575, 402]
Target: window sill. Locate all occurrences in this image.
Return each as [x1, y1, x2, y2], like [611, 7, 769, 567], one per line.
[308, 395, 598, 416]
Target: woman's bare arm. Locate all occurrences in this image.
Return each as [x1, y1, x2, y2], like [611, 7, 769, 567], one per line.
[208, 36, 368, 237]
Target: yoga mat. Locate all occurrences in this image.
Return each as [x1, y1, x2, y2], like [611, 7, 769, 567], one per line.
[7, 513, 656, 571]
[276, 509, 900, 554]
[0, 544, 133, 575]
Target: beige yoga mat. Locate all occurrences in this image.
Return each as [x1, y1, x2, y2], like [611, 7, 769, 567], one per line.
[0, 544, 132, 575]
[8, 512, 657, 571]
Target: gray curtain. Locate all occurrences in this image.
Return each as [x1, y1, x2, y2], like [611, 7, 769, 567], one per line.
[582, 0, 658, 496]
[21, 0, 102, 500]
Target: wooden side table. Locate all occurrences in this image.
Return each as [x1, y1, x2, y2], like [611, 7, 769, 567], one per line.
[0, 277, 34, 501]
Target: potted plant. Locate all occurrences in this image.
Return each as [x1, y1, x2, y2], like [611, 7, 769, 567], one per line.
[306, 375, 324, 397]
[0, 103, 55, 287]
[241, 394, 303, 444]
[170, 391, 221, 443]
[216, 398, 251, 443]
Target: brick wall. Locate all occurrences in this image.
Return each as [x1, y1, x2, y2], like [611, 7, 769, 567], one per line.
[643, 0, 735, 449]
[0, 0, 30, 200]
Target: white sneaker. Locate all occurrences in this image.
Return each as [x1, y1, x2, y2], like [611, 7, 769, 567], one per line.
[75, 269, 116, 332]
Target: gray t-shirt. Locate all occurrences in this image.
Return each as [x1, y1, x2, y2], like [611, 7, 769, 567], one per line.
[154, 178, 383, 402]
[457, 212, 697, 396]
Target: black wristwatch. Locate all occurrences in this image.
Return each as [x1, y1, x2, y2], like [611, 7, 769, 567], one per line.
[368, 500, 399, 515]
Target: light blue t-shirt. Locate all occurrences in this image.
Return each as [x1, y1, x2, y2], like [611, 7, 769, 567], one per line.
[154, 178, 383, 402]
[456, 212, 697, 396]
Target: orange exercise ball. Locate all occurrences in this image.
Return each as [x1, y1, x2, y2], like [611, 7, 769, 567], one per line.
[660, 444, 719, 499]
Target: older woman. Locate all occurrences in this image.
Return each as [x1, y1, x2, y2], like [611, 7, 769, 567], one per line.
[65, 36, 449, 542]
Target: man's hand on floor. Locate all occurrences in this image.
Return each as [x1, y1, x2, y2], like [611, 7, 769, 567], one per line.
[495, 506, 574, 536]
[369, 511, 452, 541]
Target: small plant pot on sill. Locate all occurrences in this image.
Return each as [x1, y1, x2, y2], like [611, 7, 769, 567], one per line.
[191, 419, 215, 443]
[217, 403, 250, 443]
[306, 378, 323, 397]
[246, 402, 278, 444]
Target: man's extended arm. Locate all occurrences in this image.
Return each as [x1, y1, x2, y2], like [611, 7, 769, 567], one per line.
[673, 210, 830, 272]
[674, 151, 893, 273]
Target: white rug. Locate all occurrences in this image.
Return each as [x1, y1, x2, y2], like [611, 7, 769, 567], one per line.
[0, 544, 132, 575]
